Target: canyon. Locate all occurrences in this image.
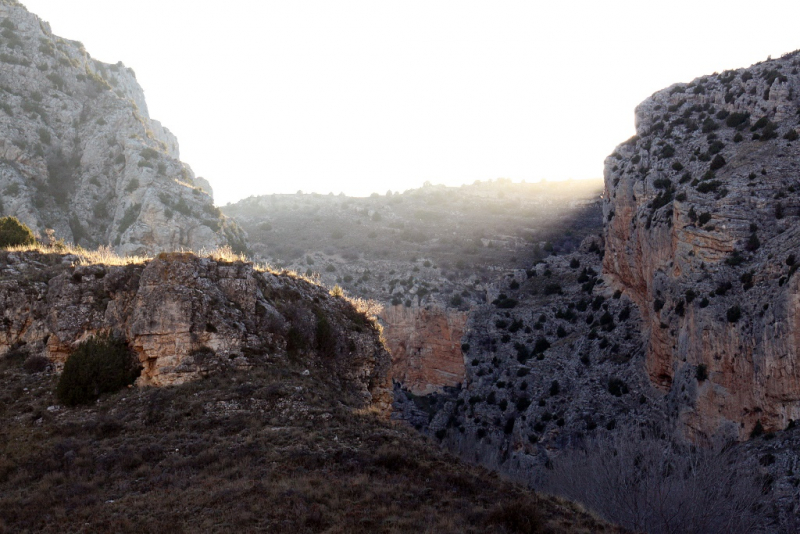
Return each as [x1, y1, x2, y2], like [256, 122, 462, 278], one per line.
[3, 0, 800, 529]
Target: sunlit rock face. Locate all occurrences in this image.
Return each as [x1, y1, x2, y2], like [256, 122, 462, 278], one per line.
[381, 305, 468, 395]
[0, 1, 246, 255]
[0, 250, 392, 413]
[603, 51, 800, 440]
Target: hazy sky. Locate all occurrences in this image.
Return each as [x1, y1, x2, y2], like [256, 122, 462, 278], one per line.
[18, 1, 800, 205]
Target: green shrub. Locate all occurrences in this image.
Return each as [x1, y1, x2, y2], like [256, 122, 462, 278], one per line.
[37, 127, 51, 145]
[709, 154, 726, 171]
[701, 118, 719, 133]
[751, 116, 769, 131]
[696, 364, 708, 382]
[760, 123, 779, 141]
[696, 180, 721, 194]
[533, 337, 550, 354]
[750, 420, 764, 439]
[608, 377, 629, 397]
[118, 203, 141, 233]
[125, 178, 140, 193]
[745, 233, 760, 251]
[56, 333, 141, 406]
[315, 312, 337, 358]
[726, 251, 745, 266]
[543, 283, 562, 296]
[727, 306, 742, 323]
[726, 112, 750, 128]
[493, 294, 518, 308]
[0, 216, 36, 247]
[708, 141, 725, 154]
[653, 178, 672, 189]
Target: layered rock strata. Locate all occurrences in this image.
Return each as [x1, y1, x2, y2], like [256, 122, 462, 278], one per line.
[381, 305, 468, 395]
[0, 249, 391, 411]
[603, 51, 800, 439]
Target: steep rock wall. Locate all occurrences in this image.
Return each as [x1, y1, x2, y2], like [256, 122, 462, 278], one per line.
[604, 51, 800, 439]
[381, 305, 468, 395]
[0, 1, 246, 255]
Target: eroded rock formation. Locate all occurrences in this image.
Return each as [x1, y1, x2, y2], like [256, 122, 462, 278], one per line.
[0, 1, 246, 255]
[603, 51, 800, 439]
[381, 305, 468, 395]
[0, 249, 391, 412]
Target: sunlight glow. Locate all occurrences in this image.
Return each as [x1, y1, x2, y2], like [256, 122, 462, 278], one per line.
[17, 0, 800, 204]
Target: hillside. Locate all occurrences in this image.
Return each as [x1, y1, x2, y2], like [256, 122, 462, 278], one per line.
[0, 248, 627, 533]
[0, 0, 246, 255]
[224, 179, 603, 394]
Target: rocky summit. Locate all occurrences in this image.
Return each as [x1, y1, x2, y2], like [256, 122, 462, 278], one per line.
[604, 51, 800, 441]
[0, 0, 246, 255]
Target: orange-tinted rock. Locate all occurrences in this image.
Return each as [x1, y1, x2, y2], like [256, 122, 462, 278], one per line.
[0, 251, 391, 412]
[603, 54, 800, 440]
[381, 305, 467, 395]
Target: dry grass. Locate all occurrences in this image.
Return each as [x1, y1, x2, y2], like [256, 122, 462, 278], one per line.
[2, 243, 280, 273]
[0, 355, 629, 534]
[3, 243, 150, 266]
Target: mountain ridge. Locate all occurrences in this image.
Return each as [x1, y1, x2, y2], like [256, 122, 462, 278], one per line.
[0, 0, 246, 255]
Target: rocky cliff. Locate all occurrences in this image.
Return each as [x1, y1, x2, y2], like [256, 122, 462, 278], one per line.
[604, 50, 800, 440]
[0, 1, 246, 255]
[0, 248, 390, 411]
[381, 305, 468, 395]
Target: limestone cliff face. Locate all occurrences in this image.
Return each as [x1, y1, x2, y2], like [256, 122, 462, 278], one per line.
[381, 305, 468, 395]
[0, 1, 246, 255]
[604, 51, 800, 439]
[0, 250, 391, 412]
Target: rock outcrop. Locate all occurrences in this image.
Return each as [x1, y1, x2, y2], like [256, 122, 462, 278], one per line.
[0, 249, 391, 411]
[0, 1, 246, 255]
[381, 305, 468, 395]
[603, 50, 800, 440]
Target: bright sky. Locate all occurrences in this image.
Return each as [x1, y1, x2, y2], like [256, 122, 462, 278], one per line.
[17, 1, 800, 205]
